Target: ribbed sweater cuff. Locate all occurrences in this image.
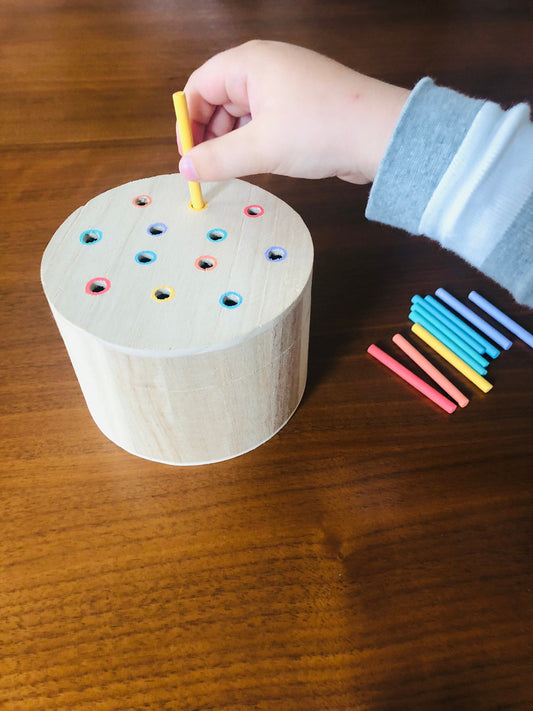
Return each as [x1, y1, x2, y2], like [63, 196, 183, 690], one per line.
[365, 77, 485, 234]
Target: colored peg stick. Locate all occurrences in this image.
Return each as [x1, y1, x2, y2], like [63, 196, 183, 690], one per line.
[411, 295, 485, 355]
[468, 291, 533, 349]
[392, 333, 469, 407]
[173, 91, 206, 211]
[435, 288, 512, 350]
[411, 323, 493, 393]
[410, 304, 490, 370]
[408, 308, 488, 375]
[424, 294, 500, 359]
[367, 344, 457, 413]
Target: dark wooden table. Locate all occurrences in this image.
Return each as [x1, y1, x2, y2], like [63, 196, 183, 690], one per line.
[1, 1, 532, 709]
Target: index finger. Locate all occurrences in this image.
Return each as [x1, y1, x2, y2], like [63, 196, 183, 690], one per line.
[183, 46, 254, 130]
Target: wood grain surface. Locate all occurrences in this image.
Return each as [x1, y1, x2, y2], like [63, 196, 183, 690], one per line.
[1, 1, 532, 709]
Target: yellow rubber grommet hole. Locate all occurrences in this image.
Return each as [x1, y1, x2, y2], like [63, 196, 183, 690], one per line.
[151, 286, 175, 302]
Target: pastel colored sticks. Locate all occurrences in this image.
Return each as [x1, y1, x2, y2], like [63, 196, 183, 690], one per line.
[435, 288, 512, 350]
[367, 344, 457, 413]
[411, 295, 485, 354]
[468, 291, 533, 349]
[411, 324, 493, 393]
[423, 295, 500, 359]
[392, 333, 469, 407]
[367, 287, 529, 414]
[408, 306, 489, 374]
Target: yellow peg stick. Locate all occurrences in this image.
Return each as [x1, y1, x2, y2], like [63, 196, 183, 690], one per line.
[173, 91, 206, 211]
[411, 323, 493, 393]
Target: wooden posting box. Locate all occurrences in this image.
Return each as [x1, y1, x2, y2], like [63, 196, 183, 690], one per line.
[41, 174, 313, 465]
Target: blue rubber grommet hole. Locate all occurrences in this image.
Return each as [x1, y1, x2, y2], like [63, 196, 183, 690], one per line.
[147, 223, 167, 236]
[207, 228, 227, 242]
[220, 292, 242, 309]
[80, 229, 103, 245]
[265, 247, 287, 262]
[135, 250, 157, 265]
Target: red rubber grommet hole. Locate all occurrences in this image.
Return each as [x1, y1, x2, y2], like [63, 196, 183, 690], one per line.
[85, 277, 111, 295]
[244, 205, 264, 217]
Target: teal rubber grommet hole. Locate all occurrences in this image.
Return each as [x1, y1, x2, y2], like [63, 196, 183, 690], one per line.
[135, 250, 157, 265]
[220, 291, 242, 309]
[79, 229, 103, 245]
[207, 228, 227, 242]
[147, 223, 167, 236]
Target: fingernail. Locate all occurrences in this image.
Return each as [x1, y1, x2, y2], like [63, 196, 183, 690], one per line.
[179, 155, 199, 182]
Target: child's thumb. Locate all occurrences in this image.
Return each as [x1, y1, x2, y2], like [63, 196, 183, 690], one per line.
[179, 122, 271, 182]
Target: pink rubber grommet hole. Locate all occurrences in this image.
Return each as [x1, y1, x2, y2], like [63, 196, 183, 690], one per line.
[195, 255, 217, 271]
[85, 277, 111, 295]
[244, 205, 264, 217]
[133, 195, 152, 207]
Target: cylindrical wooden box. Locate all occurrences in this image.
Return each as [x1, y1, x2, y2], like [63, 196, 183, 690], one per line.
[41, 174, 313, 465]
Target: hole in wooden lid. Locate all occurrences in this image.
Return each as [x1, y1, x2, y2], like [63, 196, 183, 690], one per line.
[133, 195, 152, 207]
[85, 277, 111, 295]
[265, 247, 287, 261]
[244, 205, 264, 217]
[152, 286, 175, 302]
[195, 256, 217, 271]
[80, 229, 102, 245]
[220, 292, 242, 309]
[135, 251, 157, 264]
[147, 223, 167, 236]
[207, 229, 227, 242]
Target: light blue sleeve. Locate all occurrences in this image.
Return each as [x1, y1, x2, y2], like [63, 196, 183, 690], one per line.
[365, 78, 533, 308]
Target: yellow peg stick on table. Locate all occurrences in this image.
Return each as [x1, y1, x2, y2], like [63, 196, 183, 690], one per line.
[173, 91, 206, 211]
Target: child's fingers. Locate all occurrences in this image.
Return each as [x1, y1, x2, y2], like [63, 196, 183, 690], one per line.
[203, 105, 250, 142]
[177, 109, 252, 156]
[184, 50, 252, 126]
[179, 119, 274, 182]
[179, 58, 254, 156]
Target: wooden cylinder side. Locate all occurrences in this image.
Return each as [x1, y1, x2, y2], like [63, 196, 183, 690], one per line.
[51, 278, 311, 464]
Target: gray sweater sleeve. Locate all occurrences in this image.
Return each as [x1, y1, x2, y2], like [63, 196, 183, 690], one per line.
[365, 78, 533, 308]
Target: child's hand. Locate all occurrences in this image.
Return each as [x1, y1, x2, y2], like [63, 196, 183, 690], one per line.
[179, 40, 410, 185]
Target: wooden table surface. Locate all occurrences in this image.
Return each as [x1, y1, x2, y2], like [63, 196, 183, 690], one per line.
[1, 1, 532, 709]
